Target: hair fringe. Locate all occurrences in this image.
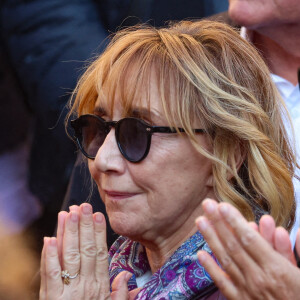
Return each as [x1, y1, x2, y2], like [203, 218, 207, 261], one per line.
[66, 20, 297, 231]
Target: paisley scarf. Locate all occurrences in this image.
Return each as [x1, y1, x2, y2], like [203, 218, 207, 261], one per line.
[109, 232, 218, 299]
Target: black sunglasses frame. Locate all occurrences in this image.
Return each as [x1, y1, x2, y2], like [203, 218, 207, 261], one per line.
[71, 114, 205, 163]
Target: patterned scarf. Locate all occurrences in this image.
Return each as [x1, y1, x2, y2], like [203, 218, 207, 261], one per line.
[109, 232, 218, 299]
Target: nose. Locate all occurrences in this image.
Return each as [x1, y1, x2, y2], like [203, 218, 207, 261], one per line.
[92, 128, 126, 174]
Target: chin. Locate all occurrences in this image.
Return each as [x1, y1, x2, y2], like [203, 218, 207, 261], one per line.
[107, 212, 145, 240]
[229, 3, 255, 27]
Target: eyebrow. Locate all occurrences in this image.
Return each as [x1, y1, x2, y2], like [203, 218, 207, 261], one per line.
[93, 105, 164, 123]
[131, 107, 167, 125]
[93, 106, 107, 116]
[130, 107, 152, 119]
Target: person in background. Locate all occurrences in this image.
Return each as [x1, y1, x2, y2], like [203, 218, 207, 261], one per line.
[228, 0, 300, 246]
[40, 19, 296, 299]
[0, 43, 41, 236]
[192, 1, 300, 297]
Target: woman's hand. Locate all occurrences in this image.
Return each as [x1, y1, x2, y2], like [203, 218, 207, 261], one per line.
[39, 203, 133, 300]
[196, 199, 300, 300]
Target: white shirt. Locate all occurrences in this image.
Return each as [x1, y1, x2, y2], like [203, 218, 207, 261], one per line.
[241, 27, 300, 246]
[272, 74, 300, 246]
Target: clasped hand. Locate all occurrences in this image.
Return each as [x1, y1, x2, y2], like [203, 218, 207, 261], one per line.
[39, 203, 138, 300]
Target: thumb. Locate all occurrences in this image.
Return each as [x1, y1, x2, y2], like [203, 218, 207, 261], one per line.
[295, 228, 300, 264]
[129, 288, 142, 300]
[111, 271, 132, 300]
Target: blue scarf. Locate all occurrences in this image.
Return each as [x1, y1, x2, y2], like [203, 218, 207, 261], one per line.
[109, 232, 218, 299]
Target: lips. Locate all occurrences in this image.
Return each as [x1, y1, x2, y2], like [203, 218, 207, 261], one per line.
[104, 190, 140, 200]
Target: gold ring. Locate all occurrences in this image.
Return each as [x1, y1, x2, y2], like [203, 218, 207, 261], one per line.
[61, 270, 79, 285]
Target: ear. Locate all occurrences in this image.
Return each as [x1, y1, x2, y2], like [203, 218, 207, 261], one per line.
[206, 170, 214, 188]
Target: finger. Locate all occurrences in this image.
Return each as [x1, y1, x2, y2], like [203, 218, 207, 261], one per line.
[296, 229, 300, 260]
[129, 288, 142, 300]
[39, 237, 48, 300]
[259, 215, 275, 246]
[93, 213, 109, 280]
[196, 215, 243, 284]
[274, 227, 296, 265]
[197, 250, 237, 300]
[111, 271, 131, 300]
[63, 211, 80, 276]
[79, 203, 97, 277]
[201, 200, 253, 277]
[57, 211, 68, 265]
[248, 222, 258, 231]
[217, 201, 274, 265]
[69, 205, 80, 213]
[45, 237, 64, 299]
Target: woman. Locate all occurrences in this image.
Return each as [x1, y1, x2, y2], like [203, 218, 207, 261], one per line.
[40, 20, 296, 299]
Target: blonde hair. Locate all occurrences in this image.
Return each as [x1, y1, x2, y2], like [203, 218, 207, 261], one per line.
[68, 20, 296, 230]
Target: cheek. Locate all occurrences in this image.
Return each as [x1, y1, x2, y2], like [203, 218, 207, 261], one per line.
[87, 160, 104, 193]
[128, 136, 213, 203]
[88, 160, 97, 181]
[128, 136, 180, 183]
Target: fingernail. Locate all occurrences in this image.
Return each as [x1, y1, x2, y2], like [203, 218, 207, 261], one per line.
[95, 213, 103, 223]
[44, 237, 49, 244]
[125, 272, 132, 281]
[197, 251, 206, 264]
[70, 212, 78, 222]
[117, 272, 131, 289]
[50, 238, 57, 247]
[204, 200, 216, 214]
[82, 204, 92, 215]
[219, 204, 229, 216]
[196, 217, 208, 232]
[69, 205, 77, 212]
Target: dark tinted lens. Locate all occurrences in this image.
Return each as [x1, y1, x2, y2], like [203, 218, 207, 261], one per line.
[78, 116, 107, 158]
[117, 118, 149, 162]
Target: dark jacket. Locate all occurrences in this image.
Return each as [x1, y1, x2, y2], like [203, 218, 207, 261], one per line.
[0, 0, 228, 239]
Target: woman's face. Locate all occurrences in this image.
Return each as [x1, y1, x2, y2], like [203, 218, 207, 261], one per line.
[88, 77, 216, 243]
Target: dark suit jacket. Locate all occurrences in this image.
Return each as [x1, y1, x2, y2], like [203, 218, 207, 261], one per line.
[0, 0, 228, 240]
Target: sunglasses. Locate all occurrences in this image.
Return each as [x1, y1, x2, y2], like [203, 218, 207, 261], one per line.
[71, 114, 205, 163]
